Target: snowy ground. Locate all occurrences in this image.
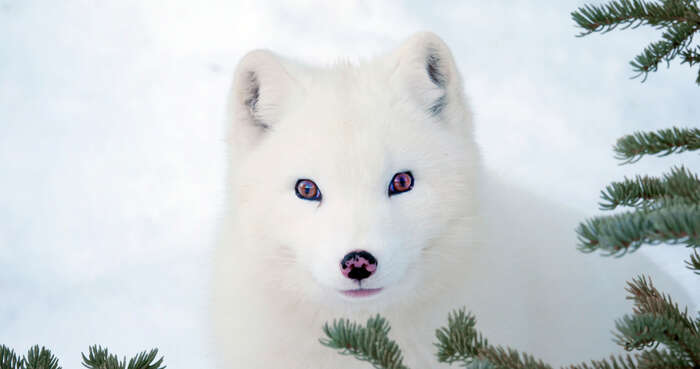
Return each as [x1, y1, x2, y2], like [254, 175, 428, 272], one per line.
[1, 1, 698, 368]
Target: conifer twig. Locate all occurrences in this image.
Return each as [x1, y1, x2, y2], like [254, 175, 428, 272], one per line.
[320, 315, 409, 369]
[81, 346, 165, 369]
[599, 166, 700, 210]
[613, 127, 700, 163]
[0, 345, 23, 369]
[571, 0, 700, 83]
[687, 248, 700, 273]
[434, 308, 490, 366]
[25, 346, 60, 369]
[577, 200, 700, 255]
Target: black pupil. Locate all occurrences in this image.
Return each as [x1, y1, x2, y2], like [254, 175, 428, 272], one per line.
[303, 183, 313, 195]
[397, 175, 406, 187]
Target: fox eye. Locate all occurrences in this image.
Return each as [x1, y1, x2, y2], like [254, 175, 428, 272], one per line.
[295, 179, 322, 201]
[388, 171, 414, 196]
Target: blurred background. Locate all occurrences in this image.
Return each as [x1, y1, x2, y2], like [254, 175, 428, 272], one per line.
[1, 0, 698, 368]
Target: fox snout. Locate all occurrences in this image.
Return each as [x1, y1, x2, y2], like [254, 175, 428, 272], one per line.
[340, 250, 378, 282]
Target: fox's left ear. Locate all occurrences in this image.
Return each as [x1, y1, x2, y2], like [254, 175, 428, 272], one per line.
[228, 50, 299, 155]
[389, 32, 464, 118]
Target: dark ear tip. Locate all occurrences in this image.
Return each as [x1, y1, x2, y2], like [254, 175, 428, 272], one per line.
[426, 52, 447, 88]
[243, 71, 259, 110]
[402, 32, 452, 88]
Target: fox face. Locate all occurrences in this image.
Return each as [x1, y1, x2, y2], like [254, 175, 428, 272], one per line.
[226, 32, 478, 310]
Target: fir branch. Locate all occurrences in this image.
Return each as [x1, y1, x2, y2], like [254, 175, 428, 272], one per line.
[613, 127, 700, 164]
[81, 346, 165, 369]
[0, 345, 23, 369]
[599, 166, 700, 210]
[630, 21, 698, 81]
[476, 346, 552, 369]
[625, 276, 697, 334]
[320, 315, 409, 369]
[614, 313, 700, 358]
[687, 248, 700, 273]
[24, 347, 60, 369]
[618, 276, 700, 366]
[572, 0, 700, 36]
[572, 0, 700, 83]
[566, 354, 639, 369]
[435, 308, 552, 369]
[577, 200, 700, 255]
[635, 348, 692, 368]
[434, 308, 490, 366]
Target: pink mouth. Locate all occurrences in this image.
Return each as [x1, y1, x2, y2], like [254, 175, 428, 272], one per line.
[340, 288, 383, 298]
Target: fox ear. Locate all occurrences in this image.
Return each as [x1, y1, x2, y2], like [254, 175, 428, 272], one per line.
[389, 32, 463, 117]
[229, 50, 297, 152]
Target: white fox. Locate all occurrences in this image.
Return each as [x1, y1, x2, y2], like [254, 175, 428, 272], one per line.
[212, 32, 689, 368]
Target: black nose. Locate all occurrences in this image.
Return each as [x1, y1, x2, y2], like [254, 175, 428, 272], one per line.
[340, 250, 378, 282]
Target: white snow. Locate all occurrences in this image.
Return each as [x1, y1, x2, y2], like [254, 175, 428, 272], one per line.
[1, 1, 698, 368]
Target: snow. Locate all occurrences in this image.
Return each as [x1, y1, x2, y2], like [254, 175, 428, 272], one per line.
[1, 1, 697, 368]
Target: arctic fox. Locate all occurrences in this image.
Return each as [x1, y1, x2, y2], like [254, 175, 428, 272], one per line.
[212, 32, 689, 368]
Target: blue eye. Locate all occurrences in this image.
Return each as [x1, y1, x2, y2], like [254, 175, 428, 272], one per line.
[388, 171, 414, 196]
[295, 179, 322, 201]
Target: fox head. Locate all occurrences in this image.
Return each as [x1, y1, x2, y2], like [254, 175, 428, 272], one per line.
[224, 32, 479, 310]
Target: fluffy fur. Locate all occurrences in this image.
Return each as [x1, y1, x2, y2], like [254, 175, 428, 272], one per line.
[212, 32, 689, 368]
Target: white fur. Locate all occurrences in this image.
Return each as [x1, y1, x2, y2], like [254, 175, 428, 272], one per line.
[212, 32, 690, 368]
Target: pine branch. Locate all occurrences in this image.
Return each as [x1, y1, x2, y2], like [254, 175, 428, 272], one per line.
[476, 347, 552, 369]
[577, 200, 700, 255]
[24, 347, 60, 369]
[613, 127, 700, 164]
[572, 0, 700, 36]
[599, 166, 700, 210]
[614, 314, 700, 358]
[687, 248, 700, 273]
[0, 345, 23, 369]
[125, 350, 164, 369]
[617, 276, 700, 366]
[434, 308, 490, 366]
[630, 21, 698, 81]
[566, 354, 639, 369]
[680, 45, 700, 82]
[625, 276, 698, 333]
[635, 348, 692, 368]
[572, 0, 700, 83]
[320, 315, 409, 369]
[81, 346, 165, 369]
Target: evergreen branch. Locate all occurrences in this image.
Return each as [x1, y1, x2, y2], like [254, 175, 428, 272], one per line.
[687, 248, 700, 273]
[613, 127, 700, 164]
[24, 347, 60, 369]
[572, 0, 700, 36]
[572, 0, 700, 83]
[599, 166, 700, 210]
[0, 345, 23, 369]
[680, 45, 700, 82]
[625, 276, 698, 334]
[477, 346, 552, 369]
[577, 200, 700, 255]
[636, 348, 693, 368]
[620, 276, 700, 366]
[320, 315, 409, 369]
[614, 313, 700, 359]
[630, 21, 698, 80]
[434, 308, 490, 366]
[566, 354, 639, 369]
[435, 308, 552, 369]
[125, 349, 164, 369]
[81, 346, 165, 369]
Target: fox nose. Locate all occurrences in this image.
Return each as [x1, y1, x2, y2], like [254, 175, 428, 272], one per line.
[340, 250, 377, 282]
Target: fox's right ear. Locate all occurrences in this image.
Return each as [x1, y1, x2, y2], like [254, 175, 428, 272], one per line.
[229, 50, 297, 152]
